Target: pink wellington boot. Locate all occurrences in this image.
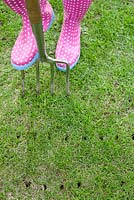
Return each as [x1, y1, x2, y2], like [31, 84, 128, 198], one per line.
[56, 0, 93, 72]
[3, 0, 54, 70]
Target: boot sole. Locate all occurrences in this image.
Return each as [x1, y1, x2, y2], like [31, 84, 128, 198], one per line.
[56, 54, 80, 72]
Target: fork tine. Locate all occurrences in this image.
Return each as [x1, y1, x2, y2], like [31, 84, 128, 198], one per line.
[50, 62, 55, 95]
[36, 61, 40, 95]
[21, 70, 25, 97]
[66, 64, 70, 96]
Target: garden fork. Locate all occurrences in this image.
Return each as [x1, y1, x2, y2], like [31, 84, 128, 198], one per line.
[22, 0, 70, 96]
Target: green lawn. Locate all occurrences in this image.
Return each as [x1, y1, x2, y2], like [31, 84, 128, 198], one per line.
[0, 0, 134, 199]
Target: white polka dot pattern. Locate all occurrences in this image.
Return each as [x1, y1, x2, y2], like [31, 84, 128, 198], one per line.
[56, 0, 93, 70]
[3, 0, 53, 69]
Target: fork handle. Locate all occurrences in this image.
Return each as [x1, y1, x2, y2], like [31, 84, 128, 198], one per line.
[25, 0, 46, 61]
[25, 0, 41, 24]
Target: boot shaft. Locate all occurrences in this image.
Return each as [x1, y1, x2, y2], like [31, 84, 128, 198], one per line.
[63, 0, 93, 22]
[3, 0, 51, 29]
[3, 0, 47, 16]
[3, 0, 26, 16]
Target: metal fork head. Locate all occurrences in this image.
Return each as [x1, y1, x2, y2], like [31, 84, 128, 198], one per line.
[47, 55, 70, 96]
[21, 59, 70, 97]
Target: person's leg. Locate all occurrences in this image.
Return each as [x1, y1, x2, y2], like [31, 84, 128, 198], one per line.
[3, 0, 54, 70]
[56, 0, 93, 71]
